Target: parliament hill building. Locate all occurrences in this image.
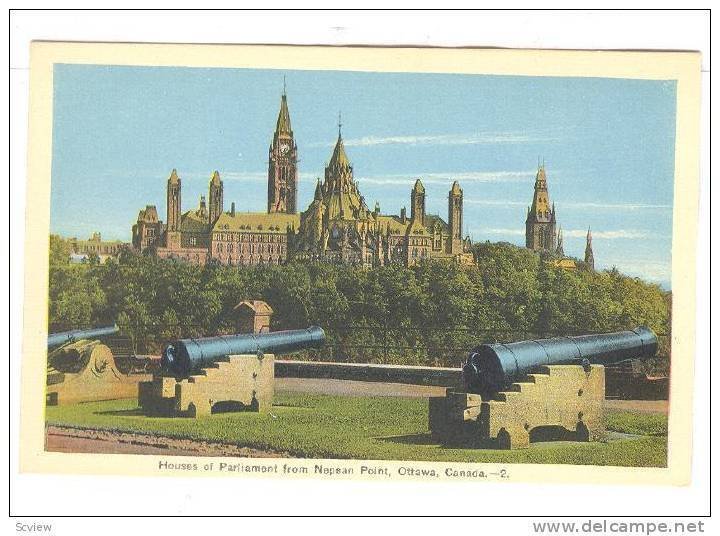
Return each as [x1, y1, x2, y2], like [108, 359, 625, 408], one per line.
[132, 89, 472, 268]
[524, 163, 595, 268]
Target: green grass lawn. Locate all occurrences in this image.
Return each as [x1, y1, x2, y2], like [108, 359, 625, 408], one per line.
[45, 392, 667, 467]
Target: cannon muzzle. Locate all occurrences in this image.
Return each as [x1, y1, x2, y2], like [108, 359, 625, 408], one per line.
[463, 326, 658, 398]
[161, 326, 326, 378]
[47, 325, 120, 350]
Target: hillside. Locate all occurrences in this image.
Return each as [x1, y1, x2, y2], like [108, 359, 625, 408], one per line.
[48, 236, 671, 370]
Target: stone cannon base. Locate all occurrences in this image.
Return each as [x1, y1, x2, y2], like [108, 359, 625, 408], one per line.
[46, 340, 152, 406]
[429, 365, 605, 449]
[138, 353, 274, 417]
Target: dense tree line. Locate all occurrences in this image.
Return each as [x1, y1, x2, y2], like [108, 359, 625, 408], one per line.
[48, 235, 671, 369]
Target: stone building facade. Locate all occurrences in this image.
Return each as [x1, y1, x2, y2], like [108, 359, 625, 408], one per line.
[67, 232, 129, 262]
[132, 87, 471, 267]
[525, 163, 596, 270]
[525, 164, 558, 252]
[292, 129, 470, 267]
[132, 206, 164, 251]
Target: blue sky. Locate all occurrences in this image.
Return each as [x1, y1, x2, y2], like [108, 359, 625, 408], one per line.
[50, 64, 677, 288]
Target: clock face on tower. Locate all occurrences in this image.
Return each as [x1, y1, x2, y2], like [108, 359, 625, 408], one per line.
[279, 141, 290, 155]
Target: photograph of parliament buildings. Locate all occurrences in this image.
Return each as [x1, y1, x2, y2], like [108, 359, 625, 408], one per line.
[44, 60, 674, 468]
[132, 89, 473, 268]
[131, 88, 592, 270]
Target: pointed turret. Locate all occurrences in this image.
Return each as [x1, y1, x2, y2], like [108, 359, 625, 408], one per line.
[585, 227, 595, 270]
[556, 226, 564, 256]
[411, 179, 426, 224]
[208, 170, 224, 223]
[166, 169, 182, 233]
[448, 181, 463, 254]
[165, 168, 182, 249]
[329, 131, 351, 169]
[313, 179, 323, 201]
[275, 89, 292, 136]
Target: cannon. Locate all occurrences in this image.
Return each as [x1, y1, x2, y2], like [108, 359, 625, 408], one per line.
[141, 327, 326, 417]
[430, 327, 659, 448]
[462, 326, 658, 398]
[45, 324, 153, 406]
[47, 325, 119, 350]
[160, 326, 326, 379]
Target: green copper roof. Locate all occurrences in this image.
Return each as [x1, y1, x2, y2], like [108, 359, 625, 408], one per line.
[423, 214, 450, 234]
[212, 212, 300, 233]
[179, 209, 209, 234]
[276, 94, 292, 135]
[329, 134, 350, 168]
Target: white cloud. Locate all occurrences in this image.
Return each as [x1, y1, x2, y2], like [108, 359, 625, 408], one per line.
[309, 132, 556, 148]
[473, 227, 526, 237]
[356, 170, 537, 186]
[465, 199, 528, 206]
[471, 227, 665, 241]
[214, 171, 266, 181]
[563, 229, 662, 240]
[559, 201, 672, 211]
[462, 197, 672, 212]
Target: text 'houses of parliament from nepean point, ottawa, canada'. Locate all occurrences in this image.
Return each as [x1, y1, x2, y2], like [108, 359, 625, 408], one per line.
[131, 84, 594, 269]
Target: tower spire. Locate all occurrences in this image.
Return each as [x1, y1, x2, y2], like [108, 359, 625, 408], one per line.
[268, 82, 298, 214]
[556, 226, 564, 256]
[585, 227, 595, 270]
[329, 116, 350, 169]
[275, 86, 292, 135]
[526, 160, 557, 252]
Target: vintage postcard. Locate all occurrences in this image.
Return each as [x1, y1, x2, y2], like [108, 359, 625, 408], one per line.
[21, 42, 700, 485]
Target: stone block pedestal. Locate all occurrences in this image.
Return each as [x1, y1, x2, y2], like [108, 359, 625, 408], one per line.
[429, 364, 605, 449]
[139, 353, 274, 417]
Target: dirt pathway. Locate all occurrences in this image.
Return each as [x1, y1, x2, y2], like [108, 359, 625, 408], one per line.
[45, 425, 290, 458]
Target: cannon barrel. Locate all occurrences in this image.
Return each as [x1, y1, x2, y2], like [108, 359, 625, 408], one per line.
[47, 325, 119, 350]
[462, 326, 658, 397]
[161, 326, 326, 378]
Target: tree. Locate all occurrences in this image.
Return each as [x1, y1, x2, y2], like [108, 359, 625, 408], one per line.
[46, 234, 672, 367]
[49, 234, 71, 266]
